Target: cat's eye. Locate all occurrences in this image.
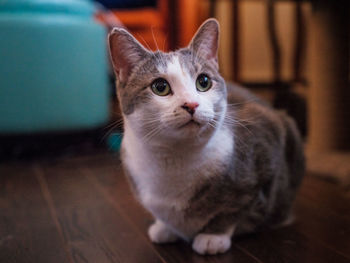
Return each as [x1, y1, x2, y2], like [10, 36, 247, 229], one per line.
[196, 74, 212, 92]
[151, 78, 171, 96]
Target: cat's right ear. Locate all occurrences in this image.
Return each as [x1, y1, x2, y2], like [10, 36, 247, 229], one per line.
[189, 18, 220, 64]
[108, 28, 150, 83]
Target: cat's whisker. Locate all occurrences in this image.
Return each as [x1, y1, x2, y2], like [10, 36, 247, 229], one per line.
[223, 117, 253, 133]
[144, 120, 161, 126]
[102, 122, 123, 135]
[101, 123, 122, 143]
[142, 125, 164, 144]
[136, 32, 153, 52]
[223, 112, 256, 123]
[225, 115, 259, 125]
[233, 123, 253, 136]
[211, 112, 255, 136]
[162, 33, 168, 51]
[142, 115, 162, 122]
[226, 98, 261, 107]
[207, 122, 217, 129]
[151, 26, 160, 51]
[150, 28, 168, 69]
[226, 106, 263, 120]
[103, 119, 124, 130]
[141, 127, 158, 142]
[136, 32, 165, 68]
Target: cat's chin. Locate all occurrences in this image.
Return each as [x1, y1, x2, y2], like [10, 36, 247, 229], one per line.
[178, 120, 201, 129]
[144, 119, 214, 145]
[175, 120, 214, 141]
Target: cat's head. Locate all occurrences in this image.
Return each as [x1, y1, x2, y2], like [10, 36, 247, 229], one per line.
[108, 19, 227, 145]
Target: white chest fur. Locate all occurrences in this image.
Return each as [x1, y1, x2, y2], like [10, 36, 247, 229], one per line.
[122, 124, 234, 236]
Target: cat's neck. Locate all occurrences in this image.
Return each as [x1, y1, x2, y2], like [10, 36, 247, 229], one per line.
[123, 116, 231, 161]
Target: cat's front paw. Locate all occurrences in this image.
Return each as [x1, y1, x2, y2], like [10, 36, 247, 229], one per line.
[148, 220, 178, 244]
[192, 233, 231, 255]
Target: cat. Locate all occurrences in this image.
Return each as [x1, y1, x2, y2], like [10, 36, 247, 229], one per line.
[108, 18, 305, 255]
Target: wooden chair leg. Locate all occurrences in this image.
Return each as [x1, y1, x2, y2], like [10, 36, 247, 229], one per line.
[266, 0, 281, 85]
[232, 0, 240, 82]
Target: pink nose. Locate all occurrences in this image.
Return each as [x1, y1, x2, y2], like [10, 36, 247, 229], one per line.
[181, 102, 199, 115]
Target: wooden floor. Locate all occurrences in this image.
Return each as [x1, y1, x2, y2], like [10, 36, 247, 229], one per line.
[1, 153, 350, 263]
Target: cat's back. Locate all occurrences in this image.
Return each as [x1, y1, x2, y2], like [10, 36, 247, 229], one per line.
[226, 82, 305, 195]
[226, 82, 293, 139]
[226, 82, 269, 108]
[225, 83, 304, 228]
[226, 82, 284, 143]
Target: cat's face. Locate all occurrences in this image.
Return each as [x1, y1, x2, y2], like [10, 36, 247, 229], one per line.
[109, 19, 226, 145]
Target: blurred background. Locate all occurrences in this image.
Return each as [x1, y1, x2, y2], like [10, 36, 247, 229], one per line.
[0, 0, 349, 185]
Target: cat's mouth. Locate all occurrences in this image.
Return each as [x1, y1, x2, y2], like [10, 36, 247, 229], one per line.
[179, 120, 201, 129]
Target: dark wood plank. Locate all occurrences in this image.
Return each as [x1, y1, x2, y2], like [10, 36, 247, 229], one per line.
[0, 164, 71, 263]
[300, 175, 350, 217]
[84, 162, 260, 263]
[236, 226, 350, 263]
[232, 174, 350, 263]
[38, 162, 164, 263]
[294, 175, 350, 259]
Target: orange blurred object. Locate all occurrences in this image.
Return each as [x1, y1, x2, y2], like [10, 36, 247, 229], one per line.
[96, 0, 205, 52]
[113, 1, 170, 51]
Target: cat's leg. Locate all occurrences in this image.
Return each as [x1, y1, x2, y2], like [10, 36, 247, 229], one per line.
[191, 213, 238, 255]
[192, 224, 236, 255]
[148, 219, 179, 244]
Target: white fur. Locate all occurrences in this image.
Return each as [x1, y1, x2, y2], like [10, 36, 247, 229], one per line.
[192, 225, 235, 255]
[148, 220, 178, 243]
[192, 233, 231, 255]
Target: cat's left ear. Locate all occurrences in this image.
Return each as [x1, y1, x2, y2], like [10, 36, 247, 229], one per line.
[189, 18, 219, 63]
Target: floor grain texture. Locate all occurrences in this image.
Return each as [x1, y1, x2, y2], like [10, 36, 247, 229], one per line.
[1, 153, 349, 263]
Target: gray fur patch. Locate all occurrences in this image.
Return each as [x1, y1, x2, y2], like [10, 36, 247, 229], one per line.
[117, 54, 161, 115]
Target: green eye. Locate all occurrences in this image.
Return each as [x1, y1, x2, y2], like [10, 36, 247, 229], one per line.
[196, 74, 212, 92]
[151, 78, 171, 96]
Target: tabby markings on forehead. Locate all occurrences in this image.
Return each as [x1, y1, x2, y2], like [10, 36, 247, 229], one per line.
[158, 55, 187, 78]
[178, 50, 199, 77]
